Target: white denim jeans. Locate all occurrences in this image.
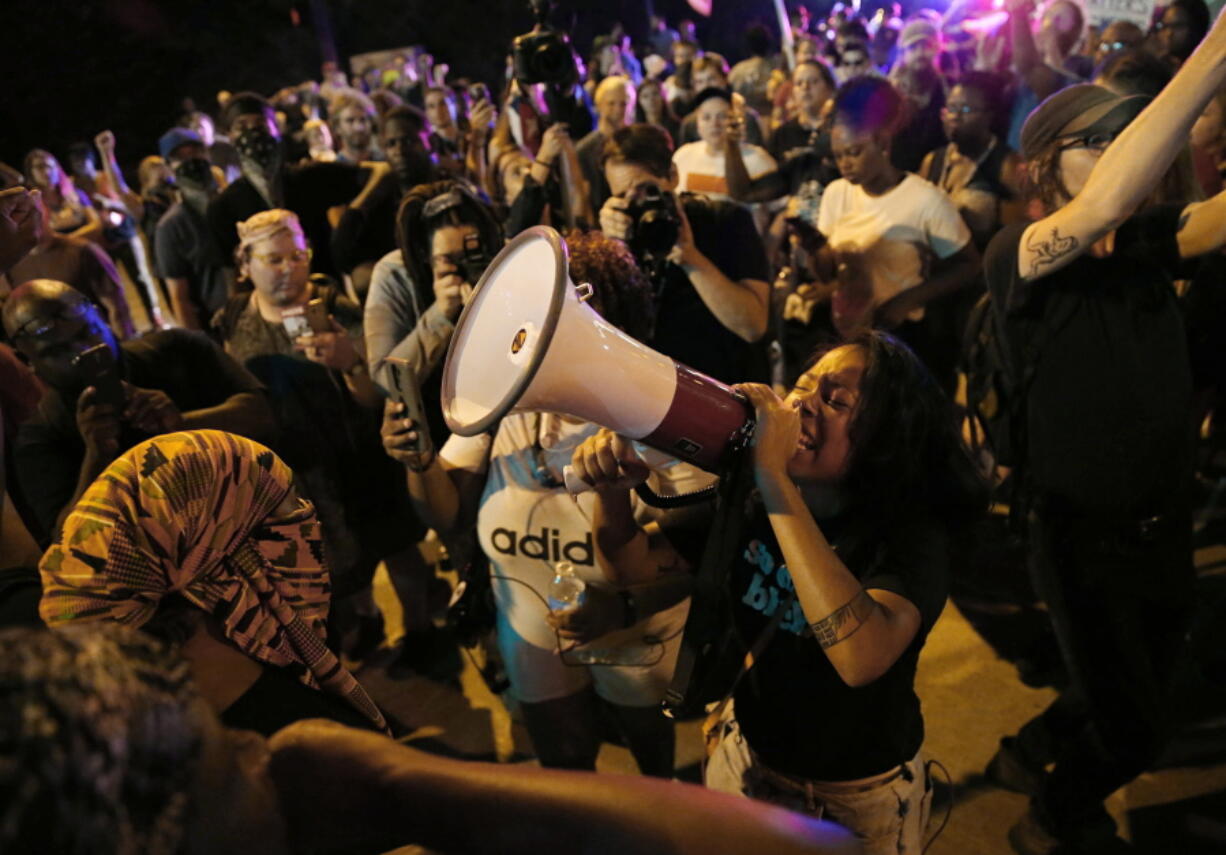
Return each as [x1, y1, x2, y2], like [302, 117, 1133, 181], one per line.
[705, 705, 932, 855]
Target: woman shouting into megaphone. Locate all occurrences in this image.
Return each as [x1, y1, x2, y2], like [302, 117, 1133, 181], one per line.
[569, 331, 987, 855]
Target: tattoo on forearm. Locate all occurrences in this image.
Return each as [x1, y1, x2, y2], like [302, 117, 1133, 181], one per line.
[1025, 227, 1080, 277]
[809, 589, 879, 650]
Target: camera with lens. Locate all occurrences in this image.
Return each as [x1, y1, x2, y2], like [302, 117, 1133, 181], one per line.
[454, 232, 493, 285]
[512, 0, 577, 86]
[624, 182, 681, 270]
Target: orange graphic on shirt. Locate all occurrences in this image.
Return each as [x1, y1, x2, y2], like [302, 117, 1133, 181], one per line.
[685, 172, 728, 194]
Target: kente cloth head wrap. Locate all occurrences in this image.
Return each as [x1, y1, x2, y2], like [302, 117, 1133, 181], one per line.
[236, 207, 305, 253]
[39, 429, 387, 732]
[0, 623, 199, 855]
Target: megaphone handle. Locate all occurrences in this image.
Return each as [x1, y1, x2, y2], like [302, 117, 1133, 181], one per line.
[562, 465, 592, 495]
[561, 444, 651, 495]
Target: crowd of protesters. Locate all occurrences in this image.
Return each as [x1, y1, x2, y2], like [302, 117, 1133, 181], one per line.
[3, 2, 1226, 853]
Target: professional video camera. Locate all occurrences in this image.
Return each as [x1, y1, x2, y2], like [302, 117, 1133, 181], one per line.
[512, 0, 577, 87]
[624, 182, 681, 273]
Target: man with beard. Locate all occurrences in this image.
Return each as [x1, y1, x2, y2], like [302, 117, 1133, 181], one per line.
[206, 92, 388, 279]
[329, 90, 384, 164]
[154, 128, 235, 331]
[331, 106, 440, 304]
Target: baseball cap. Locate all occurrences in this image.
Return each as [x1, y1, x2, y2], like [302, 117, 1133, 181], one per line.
[158, 127, 204, 160]
[1020, 84, 1149, 160]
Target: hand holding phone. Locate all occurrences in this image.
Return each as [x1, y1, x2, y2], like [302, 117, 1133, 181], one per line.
[75, 386, 121, 459]
[72, 343, 125, 411]
[382, 359, 434, 467]
[282, 298, 331, 339]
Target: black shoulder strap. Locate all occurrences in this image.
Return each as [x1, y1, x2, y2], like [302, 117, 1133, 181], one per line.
[663, 448, 756, 719]
[928, 145, 947, 186]
[217, 293, 251, 339]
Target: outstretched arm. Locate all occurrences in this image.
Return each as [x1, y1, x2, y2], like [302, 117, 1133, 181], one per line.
[269, 719, 861, 855]
[94, 131, 144, 220]
[1017, 7, 1226, 282]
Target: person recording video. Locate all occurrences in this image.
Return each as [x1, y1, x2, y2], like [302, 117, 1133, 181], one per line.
[2, 279, 274, 547]
[597, 124, 771, 384]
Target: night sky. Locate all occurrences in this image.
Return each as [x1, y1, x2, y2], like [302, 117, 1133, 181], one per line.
[2, 0, 787, 176]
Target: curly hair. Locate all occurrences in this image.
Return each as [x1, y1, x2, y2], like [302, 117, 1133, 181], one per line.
[0, 624, 201, 855]
[395, 180, 504, 297]
[808, 331, 988, 527]
[562, 228, 655, 342]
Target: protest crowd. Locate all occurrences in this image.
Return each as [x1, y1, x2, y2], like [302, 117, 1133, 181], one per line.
[2, 1, 1226, 852]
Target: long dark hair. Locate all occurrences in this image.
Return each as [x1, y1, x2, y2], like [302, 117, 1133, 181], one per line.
[395, 180, 504, 298]
[818, 331, 988, 527]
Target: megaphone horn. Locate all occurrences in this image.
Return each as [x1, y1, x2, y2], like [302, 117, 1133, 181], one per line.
[441, 226, 751, 471]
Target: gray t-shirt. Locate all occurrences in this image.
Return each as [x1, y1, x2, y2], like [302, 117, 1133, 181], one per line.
[364, 250, 457, 444]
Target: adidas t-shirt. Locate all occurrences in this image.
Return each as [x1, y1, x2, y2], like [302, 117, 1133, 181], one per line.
[441, 413, 710, 650]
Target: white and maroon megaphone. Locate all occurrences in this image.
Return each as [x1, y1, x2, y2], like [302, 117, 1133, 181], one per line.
[440, 226, 751, 480]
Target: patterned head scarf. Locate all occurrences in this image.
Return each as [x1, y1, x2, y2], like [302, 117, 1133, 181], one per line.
[0, 624, 200, 855]
[39, 430, 386, 732]
[236, 207, 305, 254]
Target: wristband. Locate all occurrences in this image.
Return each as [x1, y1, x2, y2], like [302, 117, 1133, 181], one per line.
[343, 357, 367, 378]
[534, 157, 554, 168]
[619, 589, 638, 628]
[404, 447, 438, 474]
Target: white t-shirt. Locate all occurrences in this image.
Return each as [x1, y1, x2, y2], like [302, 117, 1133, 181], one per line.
[816, 173, 971, 329]
[441, 414, 706, 653]
[672, 141, 778, 202]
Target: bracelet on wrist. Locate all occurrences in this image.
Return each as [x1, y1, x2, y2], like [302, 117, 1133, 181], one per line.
[404, 447, 437, 474]
[343, 357, 367, 378]
[534, 157, 554, 168]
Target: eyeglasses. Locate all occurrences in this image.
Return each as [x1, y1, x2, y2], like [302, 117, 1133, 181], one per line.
[251, 248, 312, 267]
[1057, 132, 1116, 153]
[10, 302, 93, 341]
[1096, 40, 1130, 54]
[942, 104, 983, 116]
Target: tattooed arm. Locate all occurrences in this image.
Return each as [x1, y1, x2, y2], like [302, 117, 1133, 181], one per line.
[1017, 7, 1226, 281]
[756, 473, 921, 687]
[737, 383, 922, 688]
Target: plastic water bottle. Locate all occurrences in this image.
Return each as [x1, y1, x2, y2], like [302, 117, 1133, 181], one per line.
[547, 561, 586, 612]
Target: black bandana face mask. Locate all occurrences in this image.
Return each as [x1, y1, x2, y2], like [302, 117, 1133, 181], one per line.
[173, 157, 217, 194]
[235, 127, 281, 171]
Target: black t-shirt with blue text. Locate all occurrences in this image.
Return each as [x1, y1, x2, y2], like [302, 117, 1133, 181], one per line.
[731, 504, 949, 781]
